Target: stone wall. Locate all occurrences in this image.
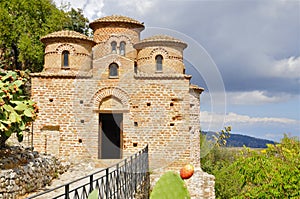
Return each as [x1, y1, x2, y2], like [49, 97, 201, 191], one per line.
[31, 72, 197, 170]
[185, 168, 215, 199]
[0, 147, 69, 199]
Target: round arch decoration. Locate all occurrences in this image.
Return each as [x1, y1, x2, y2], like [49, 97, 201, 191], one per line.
[56, 43, 76, 55]
[92, 87, 130, 110]
[149, 47, 169, 59]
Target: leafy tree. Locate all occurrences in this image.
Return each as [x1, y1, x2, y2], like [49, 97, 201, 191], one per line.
[0, 0, 67, 71]
[214, 160, 244, 198]
[0, 69, 38, 148]
[64, 8, 90, 35]
[234, 135, 300, 198]
[0, 0, 90, 72]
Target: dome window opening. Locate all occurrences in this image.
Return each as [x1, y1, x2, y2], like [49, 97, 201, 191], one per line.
[111, 41, 117, 54]
[155, 55, 163, 72]
[62, 50, 70, 68]
[109, 63, 119, 78]
[120, 41, 126, 55]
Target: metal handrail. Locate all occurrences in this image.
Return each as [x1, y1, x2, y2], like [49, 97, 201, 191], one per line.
[27, 145, 149, 199]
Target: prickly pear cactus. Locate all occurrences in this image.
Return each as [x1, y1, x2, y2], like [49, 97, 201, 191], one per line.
[88, 189, 98, 199]
[150, 171, 191, 199]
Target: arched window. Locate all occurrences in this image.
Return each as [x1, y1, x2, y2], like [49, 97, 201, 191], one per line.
[109, 63, 119, 77]
[155, 55, 163, 71]
[62, 50, 69, 68]
[120, 41, 126, 55]
[111, 41, 117, 53]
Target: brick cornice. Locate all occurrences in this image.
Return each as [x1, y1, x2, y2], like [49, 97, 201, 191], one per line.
[30, 71, 93, 78]
[134, 72, 191, 80]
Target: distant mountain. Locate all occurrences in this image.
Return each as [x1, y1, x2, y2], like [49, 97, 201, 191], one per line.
[202, 131, 276, 148]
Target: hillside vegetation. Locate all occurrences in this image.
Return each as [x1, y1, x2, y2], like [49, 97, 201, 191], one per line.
[201, 130, 300, 198]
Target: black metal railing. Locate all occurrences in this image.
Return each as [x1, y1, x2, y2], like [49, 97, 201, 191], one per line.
[27, 145, 149, 199]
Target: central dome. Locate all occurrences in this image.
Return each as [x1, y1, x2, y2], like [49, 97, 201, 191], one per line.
[89, 15, 145, 30]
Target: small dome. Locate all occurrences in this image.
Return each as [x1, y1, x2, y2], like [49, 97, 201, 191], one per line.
[89, 15, 145, 30]
[141, 35, 183, 43]
[134, 34, 187, 49]
[40, 30, 95, 44]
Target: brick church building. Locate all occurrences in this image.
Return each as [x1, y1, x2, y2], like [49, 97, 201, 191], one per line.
[31, 15, 214, 198]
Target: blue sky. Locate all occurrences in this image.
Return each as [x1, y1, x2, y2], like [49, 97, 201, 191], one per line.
[54, 0, 300, 142]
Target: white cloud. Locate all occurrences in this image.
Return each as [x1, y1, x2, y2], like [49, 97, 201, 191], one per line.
[272, 56, 300, 79]
[227, 90, 291, 105]
[225, 112, 298, 124]
[201, 111, 299, 127]
[53, 0, 84, 9]
[115, 0, 156, 16]
[53, 0, 157, 22]
[200, 90, 292, 106]
[83, 0, 105, 19]
[53, 0, 105, 20]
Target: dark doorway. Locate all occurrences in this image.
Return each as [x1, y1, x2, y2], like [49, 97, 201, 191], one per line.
[99, 113, 123, 159]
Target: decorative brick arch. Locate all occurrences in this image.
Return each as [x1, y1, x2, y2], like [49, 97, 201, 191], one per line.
[149, 47, 169, 59]
[108, 35, 133, 46]
[56, 44, 76, 55]
[92, 87, 130, 110]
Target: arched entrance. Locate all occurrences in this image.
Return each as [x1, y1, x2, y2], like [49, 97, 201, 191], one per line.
[92, 87, 130, 159]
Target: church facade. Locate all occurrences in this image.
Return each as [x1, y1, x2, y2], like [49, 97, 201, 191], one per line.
[31, 15, 214, 197]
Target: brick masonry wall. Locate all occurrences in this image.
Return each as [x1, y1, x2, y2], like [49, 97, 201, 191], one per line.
[189, 89, 201, 168]
[93, 27, 141, 44]
[31, 73, 196, 170]
[31, 76, 92, 160]
[93, 35, 137, 61]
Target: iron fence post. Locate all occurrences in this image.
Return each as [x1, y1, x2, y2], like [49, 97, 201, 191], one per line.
[116, 163, 120, 199]
[146, 144, 150, 198]
[124, 159, 127, 198]
[134, 153, 137, 194]
[130, 156, 133, 198]
[89, 175, 93, 193]
[106, 168, 109, 199]
[65, 184, 69, 199]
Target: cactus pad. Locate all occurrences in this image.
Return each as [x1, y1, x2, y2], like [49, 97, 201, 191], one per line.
[150, 171, 190, 199]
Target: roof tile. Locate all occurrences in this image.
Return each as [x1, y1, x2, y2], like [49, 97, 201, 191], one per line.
[41, 30, 94, 43]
